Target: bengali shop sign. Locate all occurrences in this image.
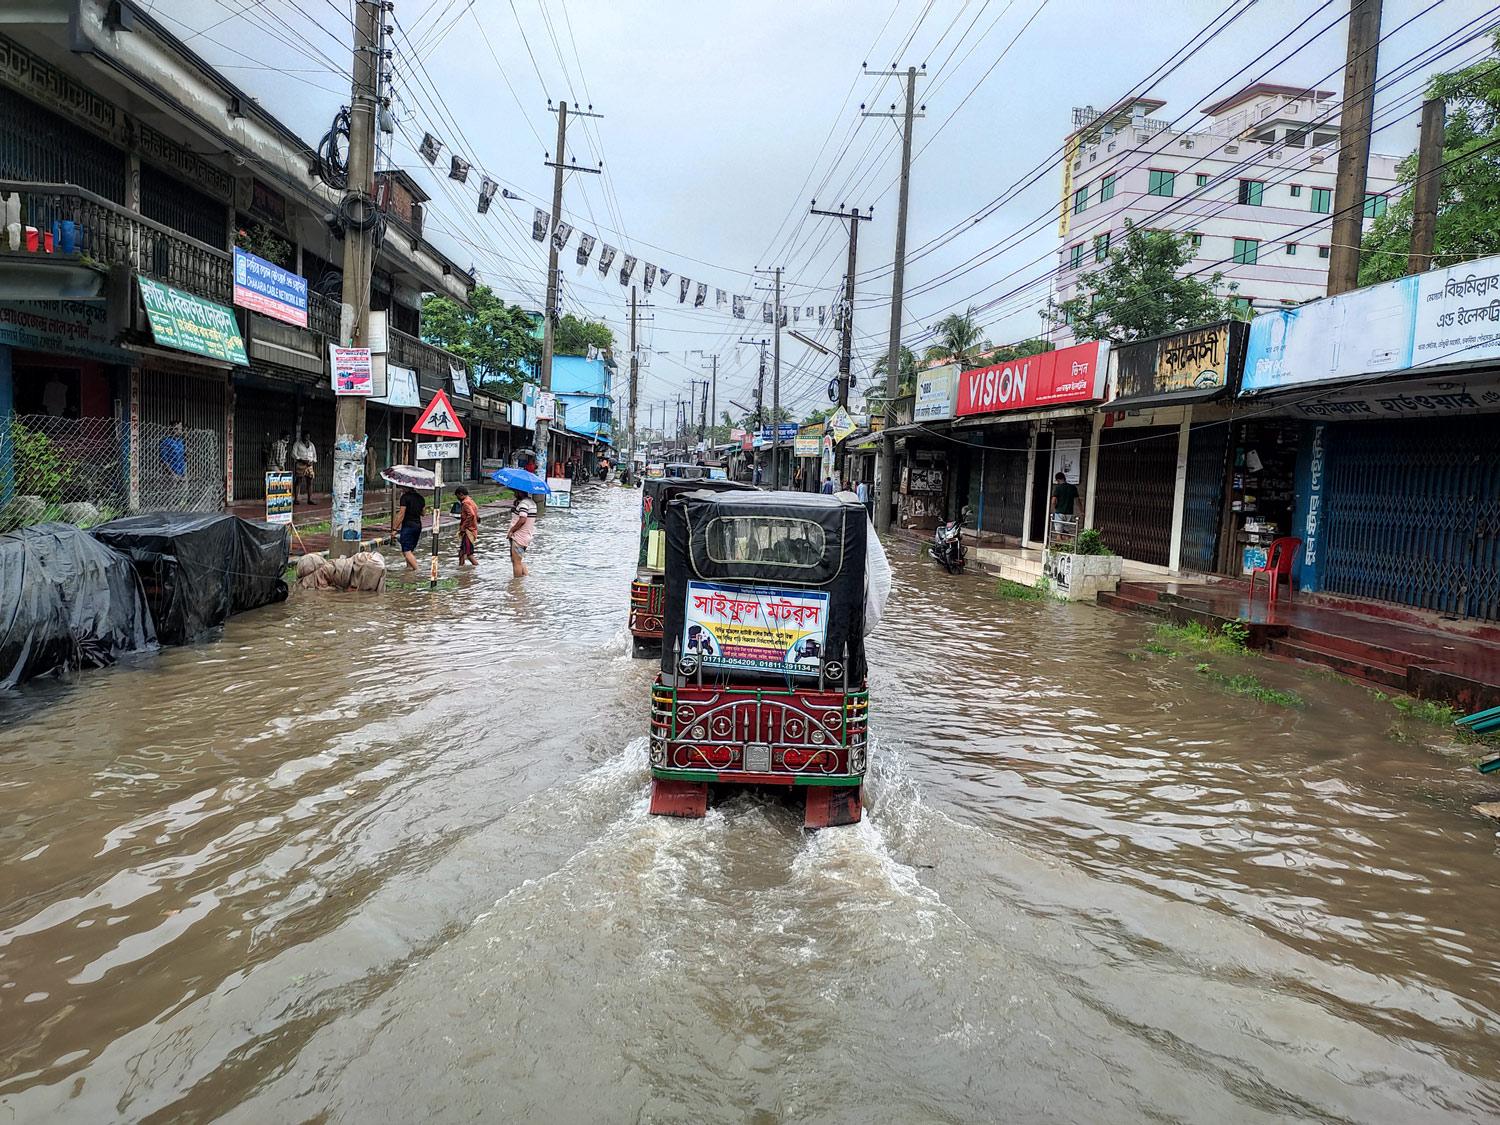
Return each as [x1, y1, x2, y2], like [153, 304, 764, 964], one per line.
[683, 580, 829, 678]
[232, 247, 308, 327]
[955, 340, 1107, 417]
[1244, 253, 1500, 394]
[138, 277, 248, 365]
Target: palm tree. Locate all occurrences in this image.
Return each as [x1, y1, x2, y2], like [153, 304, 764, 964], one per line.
[923, 308, 991, 368]
[871, 346, 919, 395]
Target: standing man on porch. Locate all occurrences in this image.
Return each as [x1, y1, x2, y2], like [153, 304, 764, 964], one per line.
[1049, 471, 1079, 540]
[292, 432, 318, 506]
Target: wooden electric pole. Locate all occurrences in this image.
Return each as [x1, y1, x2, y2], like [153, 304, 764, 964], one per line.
[330, 0, 383, 557]
[810, 204, 873, 407]
[866, 64, 924, 532]
[536, 100, 602, 499]
[1407, 97, 1445, 275]
[1326, 0, 1382, 296]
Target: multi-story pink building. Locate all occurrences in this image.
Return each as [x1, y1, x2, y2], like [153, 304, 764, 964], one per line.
[1049, 83, 1400, 343]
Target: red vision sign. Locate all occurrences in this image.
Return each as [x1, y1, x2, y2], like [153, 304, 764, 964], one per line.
[955, 340, 1108, 417]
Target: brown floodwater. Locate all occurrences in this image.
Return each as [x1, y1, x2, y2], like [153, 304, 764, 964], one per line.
[1, 487, 1497, 1123]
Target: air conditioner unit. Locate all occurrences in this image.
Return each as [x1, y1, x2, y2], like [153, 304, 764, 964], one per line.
[1225, 144, 1239, 154]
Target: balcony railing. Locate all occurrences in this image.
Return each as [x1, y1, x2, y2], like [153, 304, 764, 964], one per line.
[307, 290, 340, 338]
[0, 179, 232, 304]
[389, 326, 466, 378]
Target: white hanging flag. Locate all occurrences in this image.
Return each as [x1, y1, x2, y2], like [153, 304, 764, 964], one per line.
[733, 295, 746, 319]
[552, 221, 573, 252]
[449, 155, 470, 183]
[419, 133, 442, 163]
[695, 282, 707, 308]
[477, 177, 497, 214]
[644, 263, 657, 292]
[779, 306, 788, 327]
[598, 244, 617, 276]
[678, 276, 690, 304]
[762, 302, 772, 323]
[792, 307, 800, 323]
[716, 289, 727, 308]
[533, 209, 549, 241]
[619, 254, 637, 285]
[576, 233, 596, 267]
[587, 344, 599, 362]
[659, 268, 672, 287]
[818, 305, 827, 326]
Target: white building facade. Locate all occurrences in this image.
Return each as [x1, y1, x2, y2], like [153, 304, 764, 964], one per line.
[1050, 84, 1401, 343]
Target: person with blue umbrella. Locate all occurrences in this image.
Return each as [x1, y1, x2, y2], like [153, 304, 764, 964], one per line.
[490, 466, 549, 578]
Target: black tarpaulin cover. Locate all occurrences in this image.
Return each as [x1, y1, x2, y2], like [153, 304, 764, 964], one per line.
[0, 522, 157, 688]
[639, 477, 757, 569]
[92, 513, 289, 645]
[661, 491, 867, 680]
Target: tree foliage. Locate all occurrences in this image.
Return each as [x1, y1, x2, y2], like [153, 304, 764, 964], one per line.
[556, 313, 614, 356]
[922, 308, 991, 367]
[421, 285, 538, 397]
[876, 348, 918, 402]
[1359, 36, 1500, 286]
[980, 338, 1054, 365]
[1044, 221, 1238, 343]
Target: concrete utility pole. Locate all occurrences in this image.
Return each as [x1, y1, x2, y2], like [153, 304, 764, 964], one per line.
[866, 65, 924, 532]
[627, 284, 639, 480]
[738, 336, 768, 479]
[772, 266, 782, 488]
[1407, 97, 1445, 275]
[810, 204, 873, 408]
[536, 100, 602, 498]
[708, 353, 717, 452]
[1326, 0, 1382, 296]
[330, 0, 384, 557]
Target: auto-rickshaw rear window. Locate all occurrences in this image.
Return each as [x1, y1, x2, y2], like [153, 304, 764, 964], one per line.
[705, 516, 826, 568]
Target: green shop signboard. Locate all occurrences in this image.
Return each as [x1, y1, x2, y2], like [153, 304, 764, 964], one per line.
[138, 276, 248, 365]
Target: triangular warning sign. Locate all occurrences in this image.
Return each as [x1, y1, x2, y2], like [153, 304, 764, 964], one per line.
[411, 389, 467, 438]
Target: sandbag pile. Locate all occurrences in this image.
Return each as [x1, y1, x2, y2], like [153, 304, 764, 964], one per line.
[0, 522, 157, 688]
[294, 550, 387, 592]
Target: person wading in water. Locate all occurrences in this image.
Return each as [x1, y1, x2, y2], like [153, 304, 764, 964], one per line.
[507, 491, 537, 578]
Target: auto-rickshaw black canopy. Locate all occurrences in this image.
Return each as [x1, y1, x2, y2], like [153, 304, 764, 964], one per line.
[638, 477, 757, 570]
[661, 491, 868, 680]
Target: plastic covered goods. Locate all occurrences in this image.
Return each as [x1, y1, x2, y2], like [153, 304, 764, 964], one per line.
[0, 522, 157, 688]
[91, 513, 288, 645]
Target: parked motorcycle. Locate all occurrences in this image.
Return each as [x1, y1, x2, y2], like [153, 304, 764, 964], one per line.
[929, 507, 971, 574]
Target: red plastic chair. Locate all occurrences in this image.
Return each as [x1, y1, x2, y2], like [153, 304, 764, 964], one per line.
[1249, 536, 1302, 606]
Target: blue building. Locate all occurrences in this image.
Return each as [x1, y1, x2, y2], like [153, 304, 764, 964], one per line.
[550, 354, 615, 451]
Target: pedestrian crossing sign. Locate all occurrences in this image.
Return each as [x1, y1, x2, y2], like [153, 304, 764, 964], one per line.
[412, 389, 467, 438]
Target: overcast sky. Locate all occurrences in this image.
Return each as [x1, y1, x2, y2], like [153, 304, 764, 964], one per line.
[153, 0, 1494, 421]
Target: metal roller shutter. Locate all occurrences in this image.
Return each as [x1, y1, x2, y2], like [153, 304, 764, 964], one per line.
[1322, 418, 1500, 621]
[1093, 425, 1178, 567]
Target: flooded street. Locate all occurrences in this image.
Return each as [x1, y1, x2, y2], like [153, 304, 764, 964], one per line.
[2, 486, 1498, 1124]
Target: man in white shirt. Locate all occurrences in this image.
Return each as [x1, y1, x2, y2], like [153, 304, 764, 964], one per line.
[292, 433, 318, 505]
[855, 479, 871, 520]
